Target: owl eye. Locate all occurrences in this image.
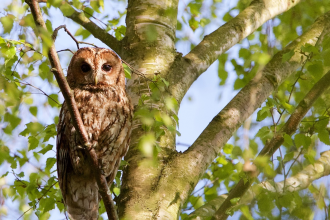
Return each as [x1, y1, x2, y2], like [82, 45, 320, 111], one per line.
[102, 64, 112, 72]
[81, 63, 91, 72]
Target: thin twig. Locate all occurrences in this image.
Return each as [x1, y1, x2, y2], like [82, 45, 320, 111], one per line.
[278, 148, 286, 193]
[57, 49, 74, 54]
[82, 9, 108, 28]
[192, 178, 219, 195]
[52, 25, 79, 49]
[270, 107, 276, 133]
[78, 41, 99, 47]
[285, 148, 303, 179]
[17, 181, 57, 220]
[5, 77, 60, 105]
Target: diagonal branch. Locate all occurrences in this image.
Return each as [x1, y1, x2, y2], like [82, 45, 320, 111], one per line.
[24, 0, 118, 219]
[167, 0, 301, 103]
[187, 150, 330, 219]
[63, 2, 122, 54]
[213, 68, 330, 220]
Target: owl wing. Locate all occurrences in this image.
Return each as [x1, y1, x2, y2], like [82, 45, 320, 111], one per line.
[56, 104, 72, 201]
[57, 103, 99, 220]
[97, 101, 133, 185]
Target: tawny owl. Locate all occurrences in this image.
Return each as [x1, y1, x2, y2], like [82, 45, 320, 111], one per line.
[56, 47, 133, 220]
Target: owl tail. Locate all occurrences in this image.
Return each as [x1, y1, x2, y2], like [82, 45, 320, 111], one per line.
[64, 172, 100, 220]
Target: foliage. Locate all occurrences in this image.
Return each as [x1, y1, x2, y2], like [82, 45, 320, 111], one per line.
[0, 0, 330, 220]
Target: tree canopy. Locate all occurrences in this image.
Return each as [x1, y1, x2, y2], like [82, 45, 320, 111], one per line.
[1, 0, 330, 219]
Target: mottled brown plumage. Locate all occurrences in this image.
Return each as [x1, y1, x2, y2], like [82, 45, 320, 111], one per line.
[56, 47, 133, 220]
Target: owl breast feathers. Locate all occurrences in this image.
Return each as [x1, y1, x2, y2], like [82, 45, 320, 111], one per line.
[56, 47, 133, 220]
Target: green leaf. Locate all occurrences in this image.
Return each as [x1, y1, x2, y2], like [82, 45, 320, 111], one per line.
[42, 197, 56, 213]
[161, 78, 169, 87]
[90, 0, 102, 13]
[114, 25, 126, 40]
[239, 48, 251, 58]
[45, 158, 56, 174]
[0, 14, 15, 34]
[138, 133, 156, 157]
[28, 136, 39, 151]
[318, 130, 330, 145]
[283, 152, 294, 162]
[283, 134, 293, 146]
[1, 171, 9, 178]
[29, 106, 38, 116]
[45, 19, 53, 33]
[257, 193, 274, 214]
[123, 63, 131, 79]
[188, 2, 202, 16]
[189, 196, 204, 209]
[17, 172, 25, 178]
[75, 26, 91, 40]
[165, 96, 178, 111]
[278, 194, 293, 208]
[43, 124, 57, 142]
[59, 3, 75, 16]
[223, 143, 233, 154]
[48, 94, 59, 107]
[282, 50, 295, 62]
[38, 144, 54, 155]
[217, 156, 228, 165]
[257, 106, 270, 122]
[189, 17, 199, 31]
[240, 205, 254, 220]
[20, 122, 44, 136]
[304, 153, 315, 165]
[315, 116, 329, 132]
[294, 133, 311, 149]
[230, 197, 240, 204]
[4, 112, 21, 129]
[113, 187, 120, 196]
[39, 61, 50, 80]
[307, 63, 323, 80]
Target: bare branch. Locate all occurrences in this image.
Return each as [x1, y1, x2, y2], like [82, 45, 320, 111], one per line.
[57, 49, 74, 54]
[24, 0, 118, 219]
[167, 0, 302, 103]
[52, 25, 79, 49]
[63, 2, 122, 54]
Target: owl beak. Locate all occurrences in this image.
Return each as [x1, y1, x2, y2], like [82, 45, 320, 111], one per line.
[94, 76, 98, 85]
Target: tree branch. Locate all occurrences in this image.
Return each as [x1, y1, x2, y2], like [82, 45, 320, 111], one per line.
[24, 0, 118, 219]
[187, 150, 330, 219]
[158, 11, 330, 217]
[213, 68, 330, 220]
[63, 2, 122, 55]
[167, 0, 301, 102]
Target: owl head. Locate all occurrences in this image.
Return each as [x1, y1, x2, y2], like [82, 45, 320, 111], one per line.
[67, 47, 125, 89]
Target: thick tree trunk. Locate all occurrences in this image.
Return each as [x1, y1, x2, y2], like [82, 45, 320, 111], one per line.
[117, 0, 180, 219]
